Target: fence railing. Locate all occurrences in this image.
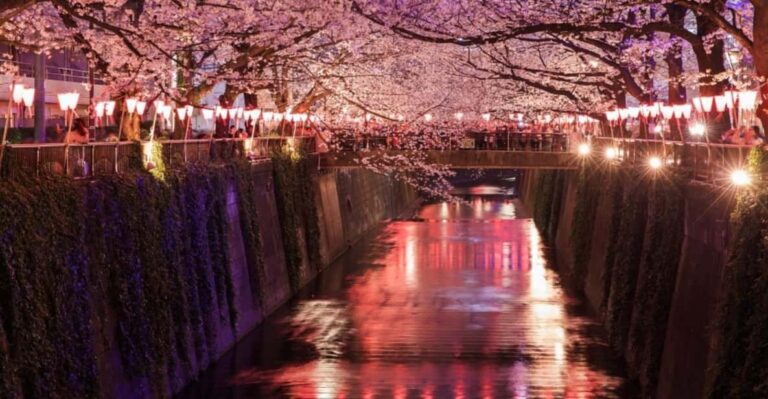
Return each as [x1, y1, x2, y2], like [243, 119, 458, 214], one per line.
[1, 137, 316, 179]
[331, 132, 572, 152]
[594, 137, 759, 182]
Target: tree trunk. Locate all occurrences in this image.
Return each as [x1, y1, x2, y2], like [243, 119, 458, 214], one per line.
[33, 52, 46, 143]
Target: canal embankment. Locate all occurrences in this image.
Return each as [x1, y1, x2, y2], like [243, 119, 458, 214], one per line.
[0, 154, 417, 399]
[518, 162, 759, 399]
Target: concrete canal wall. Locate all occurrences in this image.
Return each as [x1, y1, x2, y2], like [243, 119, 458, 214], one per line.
[0, 160, 417, 399]
[518, 169, 734, 399]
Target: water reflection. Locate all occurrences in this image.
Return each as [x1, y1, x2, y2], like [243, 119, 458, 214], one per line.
[177, 195, 634, 398]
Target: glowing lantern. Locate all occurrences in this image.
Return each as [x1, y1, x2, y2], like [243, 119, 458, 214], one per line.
[22, 88, 35, 108]
[105, 101, 116, 116]
[700, 96, 714, 113]
[135, 101, 147, 116]
[738, 91, 759, 110]
[95, 102, 106, 118]
[424, 113, 433, 122]
[11, 84, 25, 104]
[125, 98, 138, 114]
[660, 106, 675, 120]
[176, 107, 187, 121]
[714, 96, 728, 112]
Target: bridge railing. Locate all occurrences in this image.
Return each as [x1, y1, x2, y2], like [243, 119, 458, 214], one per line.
[1, 137, 316, 179]
[330, 132, 572, 152]
[594, 138, 757, 182]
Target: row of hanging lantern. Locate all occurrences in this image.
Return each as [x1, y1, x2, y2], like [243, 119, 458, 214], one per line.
[604, 89, 762, 139]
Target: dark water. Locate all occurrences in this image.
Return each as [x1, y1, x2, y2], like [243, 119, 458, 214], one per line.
[177, 192, 634, 398]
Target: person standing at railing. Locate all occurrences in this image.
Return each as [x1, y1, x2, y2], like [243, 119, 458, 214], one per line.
[63, 118, 89, 144]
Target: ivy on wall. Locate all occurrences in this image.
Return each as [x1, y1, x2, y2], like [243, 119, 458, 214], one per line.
[600, 171, 625, 314]
[271, 149, 322, 292]
[569, 165, 602, 290]
[532, 170, 553, 234]
[603, 169, 648, 354]
[0, 161, 273, 398]
[626, 172, 686, 396]
[706, 148, 768, 398]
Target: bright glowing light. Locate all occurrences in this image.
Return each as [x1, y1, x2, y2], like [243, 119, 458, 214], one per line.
[105, 101, 116, 116]
[730, 169, 752, 186]
[454, 112, 464, 121]
[605, 147, 618, 160]
[424, 113, 433, 122]
[689, 123, 706, 137]
[22, 88, 35, 107]
[653, 125, 663, 135]
[739, 91, 759, 110]
[11, 84, 25, 104]
[482, 113, 491, 121]
[577, 143, 591, 156]
[125, 98, 138, 114]
[135, 101, 147, 116]
[648, 156, 663, 170]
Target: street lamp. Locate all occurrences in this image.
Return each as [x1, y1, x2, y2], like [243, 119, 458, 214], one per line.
[577, 142, 591, 156]
[730, 169, 751, 187]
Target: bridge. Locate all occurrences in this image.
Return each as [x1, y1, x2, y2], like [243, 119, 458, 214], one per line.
[319, 150, 579, 169]
[0, 134, 757, 184]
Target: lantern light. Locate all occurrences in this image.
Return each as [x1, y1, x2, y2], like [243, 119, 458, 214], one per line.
[135, 101, 147, 116]
[482, 113, 491, 122]
[605, 147, 619, 160]
[648, 156, 663, 170]
[161, 105, 172, 120]
[12, 84, 25, 104]
[577, 143, 591, 156]
[689, 123, 706, 137]
[738, 90, 759, 110]
[730, 169, 752, 187]
[649, 103, 661, 118]
[693, 98, 703, 113]
[455, 112, 464, 121]
[105, 101, 116, 116]
[154, 100, 165, 111]
[262, 111, 274, 122]
[605, 110, 619, 122]
[57, 93, 70, 112]
[701, 96, 714, 113]
[21, 88, 35, 108]
[176, 107, 187, 121]
[715, 96, 728, 112]
[424, 113, 433, 122]
[661, 106, 675, 120]
[95, 102, 106, 118]
[125, 98, 138, 114]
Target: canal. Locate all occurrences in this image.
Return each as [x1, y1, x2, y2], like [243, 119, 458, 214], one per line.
[177, 187, 635, 398]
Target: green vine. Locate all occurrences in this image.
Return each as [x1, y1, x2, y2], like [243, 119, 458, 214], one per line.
[604, 169, 648, 354]
[569, 165, 601, 289]
[626, 172, 686, 396]
[706, 147, 768, 398]
[271, 149, 322, 292]
[0, 161, 271, 397]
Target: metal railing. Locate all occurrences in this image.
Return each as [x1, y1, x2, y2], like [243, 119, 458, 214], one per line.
[1, 136, 316, 179]
[594, 137, 759, 182]
[331, 132, 572, 153]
